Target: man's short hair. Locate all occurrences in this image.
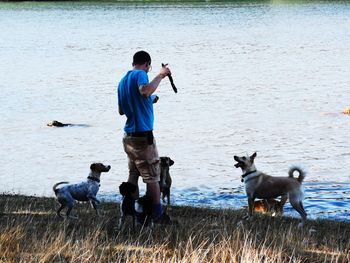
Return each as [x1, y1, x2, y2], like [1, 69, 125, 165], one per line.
[132, 51, 151, 66]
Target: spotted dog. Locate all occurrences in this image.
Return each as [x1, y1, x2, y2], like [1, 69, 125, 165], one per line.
[53, 163, 111, 218]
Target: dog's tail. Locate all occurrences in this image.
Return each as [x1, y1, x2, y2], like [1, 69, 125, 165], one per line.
[53, 182, 69, 194]
[288, 166, 306, 183]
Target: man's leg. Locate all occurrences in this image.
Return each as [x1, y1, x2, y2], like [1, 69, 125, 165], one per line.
[137, 138, 163, 220]
[124, 134, 165, 221]
[147, 181, 162, 219]
[123, 136, 140, 198]
[127, 158, 140, 198]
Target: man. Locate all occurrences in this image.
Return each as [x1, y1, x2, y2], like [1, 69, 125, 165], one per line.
[118, 50, 170, 223]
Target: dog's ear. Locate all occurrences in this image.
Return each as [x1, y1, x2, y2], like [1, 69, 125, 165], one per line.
[169, 158, 174, 166]
[250, 152, 257, 160]
[119, 182, 127, 196]
[90, 163, 97, 171]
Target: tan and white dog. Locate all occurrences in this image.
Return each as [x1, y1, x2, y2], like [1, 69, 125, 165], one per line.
[234, 152, 307, 227]
[253, 199, 283, 215]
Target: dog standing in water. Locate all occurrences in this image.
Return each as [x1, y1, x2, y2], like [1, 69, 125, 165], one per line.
[53, 163, 111, 218]
[234, 152, 307, 227]
[159, 157, 174, 205]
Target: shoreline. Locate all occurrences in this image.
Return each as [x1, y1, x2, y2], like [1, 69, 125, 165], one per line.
[3, 184, 350, 223]
[1, 194, 349, 262]
[1, 192, 348, 224]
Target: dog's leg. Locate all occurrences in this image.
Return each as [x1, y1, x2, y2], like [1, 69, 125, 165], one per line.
[162, 191, 166, 203]
[88, 195, 100, 204]
[66, 206, 74, 219]
[118, 215, 125, 231]
[167, 189, 171, 205]
[66, 201, 78, 219]
[277, 195, 288, 215]
[297, 201, 307, 227]
[90, 200, 100, 216]
[245, 197, 255, 219]
[165, 173, 172, 205]
[56, 204, 66, 218]
[280, 194, 288, 207]
[290, 196, 307, 227]
[87, 194, 100, 216]
[162, 187, 170, 205]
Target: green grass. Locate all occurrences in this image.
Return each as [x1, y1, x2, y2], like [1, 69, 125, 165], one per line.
[0, 194, 349, 262]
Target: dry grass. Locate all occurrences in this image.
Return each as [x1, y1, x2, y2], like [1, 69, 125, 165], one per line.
[0, 194, 349, 263]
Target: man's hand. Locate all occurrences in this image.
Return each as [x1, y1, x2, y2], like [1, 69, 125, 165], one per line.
[159, 64, 171, 78]
[162, 63, 177, 93]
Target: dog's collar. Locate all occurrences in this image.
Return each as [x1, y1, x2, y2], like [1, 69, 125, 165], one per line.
[241, 170, 257, 183]
[87, 176, 100, 183]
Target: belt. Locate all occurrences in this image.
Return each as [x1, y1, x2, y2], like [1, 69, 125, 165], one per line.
[125, 131, 153, 137]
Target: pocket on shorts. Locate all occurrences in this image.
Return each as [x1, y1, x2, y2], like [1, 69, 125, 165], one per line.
[135, 159, 160, 182]
[149, 159, 160, 178]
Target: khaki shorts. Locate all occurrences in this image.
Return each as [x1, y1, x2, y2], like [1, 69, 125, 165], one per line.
[123, 134, 160, 184]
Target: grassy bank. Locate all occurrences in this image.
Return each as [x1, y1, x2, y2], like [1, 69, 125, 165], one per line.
[0, 194, 349, 262]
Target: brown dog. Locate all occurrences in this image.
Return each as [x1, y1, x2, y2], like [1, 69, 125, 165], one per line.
[234, 152, 307, 227]
[159, 157, 174, 205]
[253, 199, 283, 215]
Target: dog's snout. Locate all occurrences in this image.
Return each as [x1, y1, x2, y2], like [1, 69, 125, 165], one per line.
[90, 163, 111, 173]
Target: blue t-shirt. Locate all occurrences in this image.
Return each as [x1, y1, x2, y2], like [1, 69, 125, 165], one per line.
[118, 70, 154, 133]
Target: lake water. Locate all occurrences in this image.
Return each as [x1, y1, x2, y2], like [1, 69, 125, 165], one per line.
[1, 1, 349, 222]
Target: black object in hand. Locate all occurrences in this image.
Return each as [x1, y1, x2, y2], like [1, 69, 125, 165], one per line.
[153, 95, 159, 104]
[162, 63, 177, 93]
